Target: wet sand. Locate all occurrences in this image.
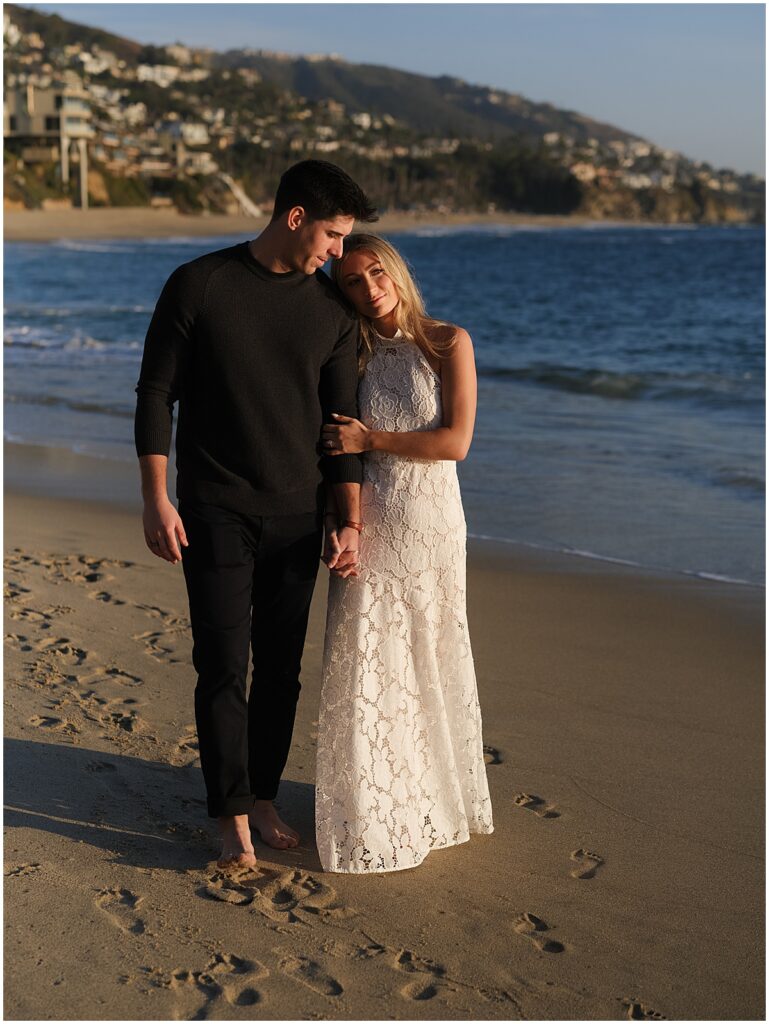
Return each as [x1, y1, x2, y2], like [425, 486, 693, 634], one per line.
[3, 455, 764, 1019]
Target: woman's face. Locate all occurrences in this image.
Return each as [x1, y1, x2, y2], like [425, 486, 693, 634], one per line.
[338, 250, 399, 322]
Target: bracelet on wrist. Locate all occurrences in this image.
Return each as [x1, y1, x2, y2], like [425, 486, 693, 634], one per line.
[341, 520, 364, 533]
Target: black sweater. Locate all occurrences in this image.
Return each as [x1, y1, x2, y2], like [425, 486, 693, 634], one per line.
[134, 242, 363, 515]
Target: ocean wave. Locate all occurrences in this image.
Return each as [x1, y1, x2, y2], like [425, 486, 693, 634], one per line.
[4, 326, 49, 348]
[4, 434, 136, 463]
[467, 532, 762, 588]
[713, 470, 765, 494]
[5, 304, 152, 316]
[4, 329, 141, 353]
[62, 334, 107, 352]
[479, 363, 763, 406]
[5, 393, 133, 418]
[408, 224, 557, 239]
[52, 240, 133, 254]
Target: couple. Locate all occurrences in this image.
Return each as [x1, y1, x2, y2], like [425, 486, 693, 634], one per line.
[134, 160, 493, 875]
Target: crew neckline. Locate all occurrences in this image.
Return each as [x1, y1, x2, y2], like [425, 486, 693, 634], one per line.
[239, 241, 306, 284]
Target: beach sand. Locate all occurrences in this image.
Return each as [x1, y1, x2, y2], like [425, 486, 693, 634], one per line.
[4, 207, 613, 242]
[3, 452, 764, 1020]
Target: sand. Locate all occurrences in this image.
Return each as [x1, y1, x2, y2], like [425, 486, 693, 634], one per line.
[3, 468, 764, 1020]
[4, 207, 617, 242]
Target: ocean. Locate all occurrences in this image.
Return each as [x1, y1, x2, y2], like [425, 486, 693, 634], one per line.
[4, 224, 765, 585]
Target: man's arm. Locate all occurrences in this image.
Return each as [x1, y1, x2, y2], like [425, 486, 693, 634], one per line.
[135, 265, 197, 564]
[318, 313, 364, 578]
[318, 314, 364, 489]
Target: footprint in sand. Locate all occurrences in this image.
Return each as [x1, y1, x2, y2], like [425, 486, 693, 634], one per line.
[104, 667, 143, 687]
[90, 591, 126, 606]
[512, 912, 565, 954]
[208, 952, 267, 1006]
[201, 866, 354, 924]
[279, 954, 343, 997]
[28, 714, 80, 737]
[5, 633, 33, 652]
[8, 605, 70, 629]
[394, 948, 448, 1001]
[173, 726, 199, 764]
[132, 629, 185, 665]
[201, 865, 266, 906]
[257, 869, 355, 924]
[22, 662, 78, 692]
[513, 792, 560, 819]
[95, 887, 147, 935]
[150, 953, 268, 1018]
[345, 940, 387, 961]
[394, 949, 447, 978]
[136, 604, 190, 629]
[400, 979, 442, 1000]
[570, 848, 604, 879]
[32, 636, 89, 666]
[47, 690, 147, 736]
[5, 863, 42, 877]
[4, 580, 32, 601]
[622, 996, 668, 1020]
[40, 554, 135, 588]
[483, 745, 503, 765]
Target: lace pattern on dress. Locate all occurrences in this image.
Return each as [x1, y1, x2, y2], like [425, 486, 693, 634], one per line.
[316, 330, 494, 873]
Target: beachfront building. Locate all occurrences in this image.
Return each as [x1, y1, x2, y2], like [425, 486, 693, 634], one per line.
[4, 72, 94, 206]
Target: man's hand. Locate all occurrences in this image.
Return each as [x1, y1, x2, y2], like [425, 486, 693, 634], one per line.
[322, 523, 359, 579]
[321, 413, 371, 455]
[143, 495, 188, 564]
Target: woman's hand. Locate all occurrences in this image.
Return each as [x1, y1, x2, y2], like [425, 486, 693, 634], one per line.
[321, 521, 359, 578]
[321, 413, 371, 455]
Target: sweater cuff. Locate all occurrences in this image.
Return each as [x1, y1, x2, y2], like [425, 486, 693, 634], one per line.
[135, 428, 171, 458]
[321, 452, 363, 484]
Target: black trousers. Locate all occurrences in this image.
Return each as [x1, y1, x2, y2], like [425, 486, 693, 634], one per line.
[179, 500, 322, 818]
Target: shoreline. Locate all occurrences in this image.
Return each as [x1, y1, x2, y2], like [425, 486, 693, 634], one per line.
[4, 438, 763, 594]
[2, 206, 706, 242]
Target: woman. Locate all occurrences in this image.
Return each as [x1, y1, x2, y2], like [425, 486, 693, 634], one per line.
[316, 233, 493, 873]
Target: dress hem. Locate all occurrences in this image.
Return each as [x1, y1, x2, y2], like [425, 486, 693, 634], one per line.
[319, 824, 494, 875]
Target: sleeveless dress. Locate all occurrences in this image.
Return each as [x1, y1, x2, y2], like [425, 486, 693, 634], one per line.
[315, 329, 494, 873]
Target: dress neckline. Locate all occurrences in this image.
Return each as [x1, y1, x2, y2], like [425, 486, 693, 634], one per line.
[370, 327, 442, 385]
[373, 327, 406, 347]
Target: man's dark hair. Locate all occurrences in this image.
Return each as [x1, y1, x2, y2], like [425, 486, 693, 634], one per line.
[272, 160, 378, 223]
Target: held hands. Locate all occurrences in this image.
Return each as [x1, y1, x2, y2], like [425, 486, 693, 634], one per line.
[322, 413, 371, 455]
[143, 496, 188, 564]
[322, 523, 360, 579]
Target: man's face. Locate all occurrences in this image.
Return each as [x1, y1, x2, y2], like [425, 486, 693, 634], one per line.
[290, 212, 355, 274]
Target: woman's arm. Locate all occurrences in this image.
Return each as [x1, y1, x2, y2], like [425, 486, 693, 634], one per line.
[322, 328, 477, 462]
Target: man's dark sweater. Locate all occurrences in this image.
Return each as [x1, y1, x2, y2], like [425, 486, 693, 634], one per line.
[134, 242, 363, 515]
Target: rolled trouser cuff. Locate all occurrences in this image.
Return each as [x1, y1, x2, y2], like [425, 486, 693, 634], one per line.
[207, 795, 256, 819]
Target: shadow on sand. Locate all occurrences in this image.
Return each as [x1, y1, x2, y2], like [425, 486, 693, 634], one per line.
[4, 737, 320, 872]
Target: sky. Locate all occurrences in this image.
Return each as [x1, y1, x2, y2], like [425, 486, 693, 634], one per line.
[30, 3, 766, 176]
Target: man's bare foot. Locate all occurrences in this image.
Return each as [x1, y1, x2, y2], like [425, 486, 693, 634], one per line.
[217, 814, 257, 868]
[248, 800, 300, 849]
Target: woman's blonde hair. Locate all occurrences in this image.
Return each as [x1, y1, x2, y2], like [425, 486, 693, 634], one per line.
[331, 233, 457, 374]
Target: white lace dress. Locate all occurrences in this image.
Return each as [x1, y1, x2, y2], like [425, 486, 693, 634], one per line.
[315, 329, 494, 873]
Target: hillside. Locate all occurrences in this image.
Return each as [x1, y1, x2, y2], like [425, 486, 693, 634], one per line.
[213, 51, 642, 147]
[5, 3, 141, 63]
[3, 4, 764, 223]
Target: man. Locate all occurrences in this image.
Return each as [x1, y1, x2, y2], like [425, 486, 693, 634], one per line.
[134, 160, 377, 868]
